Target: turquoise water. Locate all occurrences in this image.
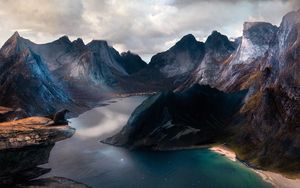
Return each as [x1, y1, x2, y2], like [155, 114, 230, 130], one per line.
[42, 96, 273, 188]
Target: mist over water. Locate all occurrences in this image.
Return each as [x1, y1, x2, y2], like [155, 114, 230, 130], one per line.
[42, 96, 272, 188]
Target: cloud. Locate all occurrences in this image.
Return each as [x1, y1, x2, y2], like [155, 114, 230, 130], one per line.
[0, 0, 299, 62]
[0, 0, 89, 34]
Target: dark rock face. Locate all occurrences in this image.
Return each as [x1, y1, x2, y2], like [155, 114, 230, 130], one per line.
[0, 8, 300, 175]
[104, 84, 247, 149]
[149, 34, 205, 79]
[0, 49, 72, 116]
[0, 116, 75, 186]
[0, 32, 33, 58]
[127, 34, 206, 92]
[180, 31, 236, 88]
[106, 9, 300, 173]
[0, 144, 54, 185]
[17, 177, 91, 188]
[176, 9, 300, 173]
[213, 21, 278, 91]
[231, 9, 300, 172]
[0, 31, 149, 116]
[205, 30, 235, 52]
[243, 22, 278, 46]
[31, 37, 127, 88]
[118, 51, 147, 74]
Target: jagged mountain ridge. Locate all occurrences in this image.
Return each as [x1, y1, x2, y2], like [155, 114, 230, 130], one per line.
[178, 31, 236, 89]
[0, 33, 132, 86]
[1, 8, 300, 173]
[0, 32, 149, 115]
[112, 50, 147, 75]
[231, 9, 300, 172]
[106, 9, 300, 173]
[0, 49, 72, 116]
[104, 84, 247, 149]
[148, 34, 205, 81]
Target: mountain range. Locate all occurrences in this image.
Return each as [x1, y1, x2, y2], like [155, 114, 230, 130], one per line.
[105, 9, 300, 174]
[0, 8, 300, 174]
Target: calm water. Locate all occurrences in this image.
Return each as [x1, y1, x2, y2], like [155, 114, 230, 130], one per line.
[42, 96, 273, 188]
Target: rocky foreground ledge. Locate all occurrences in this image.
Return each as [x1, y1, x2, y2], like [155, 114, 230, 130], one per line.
[0, 117, 75, 150]
[0, 116, 75, 185]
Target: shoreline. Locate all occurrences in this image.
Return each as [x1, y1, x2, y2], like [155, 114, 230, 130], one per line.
[209, 145, 300, 188]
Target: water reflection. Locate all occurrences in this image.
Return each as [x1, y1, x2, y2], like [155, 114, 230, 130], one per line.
[69, 96, 145, 139]
[0, 96, 145, 187]
[40, 96, 146, 185]
[40, 96, 271, 188]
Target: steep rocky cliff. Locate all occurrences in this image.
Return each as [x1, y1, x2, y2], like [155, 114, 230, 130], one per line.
[106, 9, 300, 173]
[1, 7, 300, 175]
[230, 9, 300, 173]
[113, 50, 147, 74]
[180, 31, 236, 89]
[104, 84, 247, 149]
[0, 116, 75, 185]
[0, 32, 148, 116]
[148, 34, 205, 86]
[0, 48, 72, 116]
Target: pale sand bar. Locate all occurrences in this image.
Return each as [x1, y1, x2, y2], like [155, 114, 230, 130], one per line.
[210, 145, 300, 188]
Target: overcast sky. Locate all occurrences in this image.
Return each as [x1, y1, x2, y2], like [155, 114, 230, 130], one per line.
[0, 0, 299, 62]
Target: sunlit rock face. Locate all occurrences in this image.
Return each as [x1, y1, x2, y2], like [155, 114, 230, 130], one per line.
[181, 31, 236, 88]
[0, 117, 75, 149]
[214, 22, 278, 91]
[177, 21, 278, 92]
[0, 32, 33, 58]
[0, 116, 75, 186]
[277, 9, 300, 88]
[177, 22, 278, 91]
[277, 9, 300, 57]
[234, 22, 277, 63]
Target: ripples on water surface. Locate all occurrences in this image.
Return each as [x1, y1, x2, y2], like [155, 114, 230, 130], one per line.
[42, 96, 272, 188]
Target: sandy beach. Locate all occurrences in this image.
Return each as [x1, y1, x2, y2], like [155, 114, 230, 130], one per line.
[210, 145, 300, 188]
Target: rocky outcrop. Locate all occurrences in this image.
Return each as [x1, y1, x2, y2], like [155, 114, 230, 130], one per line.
[0, 116, 75, 185]
[0, 117, 75, 149]
[16, 177, 90, 188]
[0, 48, 73, 116]
[0, 106, 14, 122]
[103, 84, 247, 149]
[214, 22, 278, 91]
[1, 7, 300, 175]
[0, 32, 151, 116]
[148, 34, 205, 82]
[117, 51, 147, 74]
[230, 9, 300, 173]
[183, 10, 300, 173]
[106, 9, 300, 174]
[0, 145, 54, 185]
[180, 31, 236, 88]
